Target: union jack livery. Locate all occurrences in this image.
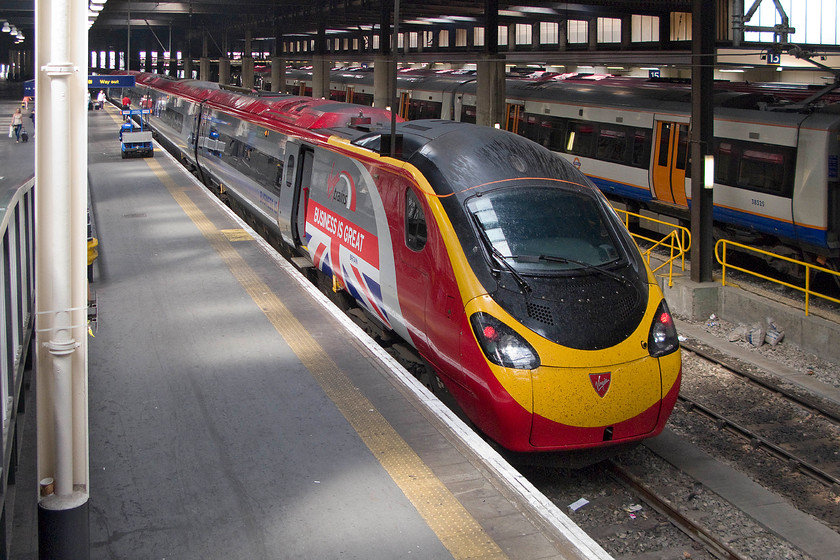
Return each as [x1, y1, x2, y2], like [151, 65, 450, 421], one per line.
[121, 72, 681, 461]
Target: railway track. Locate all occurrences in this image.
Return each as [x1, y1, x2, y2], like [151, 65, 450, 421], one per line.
[678, 337, 840, 495]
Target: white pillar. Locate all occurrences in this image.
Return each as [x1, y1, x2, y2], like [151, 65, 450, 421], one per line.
[35, 0, 90, 553]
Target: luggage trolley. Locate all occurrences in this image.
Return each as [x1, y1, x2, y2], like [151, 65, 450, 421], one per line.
[119, 108, 153, 159]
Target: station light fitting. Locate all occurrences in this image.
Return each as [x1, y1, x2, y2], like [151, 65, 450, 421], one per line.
[1, 22, 10, 33]
[704, 155, 715, 189]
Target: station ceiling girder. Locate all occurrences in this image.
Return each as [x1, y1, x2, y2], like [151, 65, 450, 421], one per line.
[89, 1, 695, 39]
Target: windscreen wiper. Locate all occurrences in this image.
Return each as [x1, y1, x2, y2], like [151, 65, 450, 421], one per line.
[516, 254, 635, 291]
[469, 213, 531, 294]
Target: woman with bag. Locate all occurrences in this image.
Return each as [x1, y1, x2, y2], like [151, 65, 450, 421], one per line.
[10, 108, 23, 143]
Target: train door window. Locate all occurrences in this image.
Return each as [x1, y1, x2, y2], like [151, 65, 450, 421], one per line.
[596, 126, 628, 163]
[566, 121, 595, 157]
[285, 155, 295, 188]
[675, 124, 690, 176]
[657, 122, 672, 167]
[273, 159, 284, 192]
[405, 188, 427, 251]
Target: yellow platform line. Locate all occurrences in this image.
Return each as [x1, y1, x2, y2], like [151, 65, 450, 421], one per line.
[143, 158, 508, 560]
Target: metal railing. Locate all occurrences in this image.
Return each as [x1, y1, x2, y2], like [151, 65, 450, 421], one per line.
[0, 177, 35, 549]
[715, 239, 840, 316]
[614, 208, 691, 287]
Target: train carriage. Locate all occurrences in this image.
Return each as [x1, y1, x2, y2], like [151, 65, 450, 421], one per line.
[121, 72, 682, 458]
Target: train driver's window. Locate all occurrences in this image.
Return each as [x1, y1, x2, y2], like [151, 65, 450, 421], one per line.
[285, 155, 295, 188]
[405, 188, 427, 251]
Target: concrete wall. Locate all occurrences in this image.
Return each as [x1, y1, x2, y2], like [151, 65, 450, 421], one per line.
[660, 278, 840, 364]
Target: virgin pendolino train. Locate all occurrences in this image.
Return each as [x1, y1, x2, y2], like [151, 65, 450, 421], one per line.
[279, 67, 840, 268]
[118, 72, 681, 457]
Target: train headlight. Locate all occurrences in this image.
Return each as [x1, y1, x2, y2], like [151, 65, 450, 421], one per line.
[470, 312, 540, 370]
[648, 300, 679, 358]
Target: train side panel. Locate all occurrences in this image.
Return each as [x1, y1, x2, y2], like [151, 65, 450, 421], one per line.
[791, 117, 839, 252]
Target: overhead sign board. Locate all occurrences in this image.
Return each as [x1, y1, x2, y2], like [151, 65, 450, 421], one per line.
[88, 75, 136, 89]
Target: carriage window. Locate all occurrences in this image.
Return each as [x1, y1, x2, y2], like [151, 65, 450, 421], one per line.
[405, 188, 427, 251]
[596, 126, 627, 163]
[714, 140, 795, 197]
[715, 142, 733, 184]
[631, 129, 651, 168]
[565, 121, 595, 157]
[739, 149, 788, 193]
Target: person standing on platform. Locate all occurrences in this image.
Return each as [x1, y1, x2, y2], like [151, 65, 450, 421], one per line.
[97, 90, 106, 110]
[121, 94, 131, 121]
[9, 108, 23, 143]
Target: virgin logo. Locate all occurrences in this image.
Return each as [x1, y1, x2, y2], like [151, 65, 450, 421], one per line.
[589, 372, 611, 398]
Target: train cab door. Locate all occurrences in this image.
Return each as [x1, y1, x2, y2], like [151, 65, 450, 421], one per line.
[650, 118, 690, 207]
[395, 186, 431, 354]
[505, 103, 524, 134]
[278, 140, 315, 250]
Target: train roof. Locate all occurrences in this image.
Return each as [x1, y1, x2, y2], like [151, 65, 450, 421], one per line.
[351, 119, 591, 199]
[135, 72, 397, 132]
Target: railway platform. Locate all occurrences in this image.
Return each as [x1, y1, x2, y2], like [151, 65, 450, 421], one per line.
[7, 100, 609, 559]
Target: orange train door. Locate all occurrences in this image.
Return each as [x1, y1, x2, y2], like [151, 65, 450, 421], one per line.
[505, 103, 523, 134]
[399, 91, 410, 120]
[650, 119, 690, 206]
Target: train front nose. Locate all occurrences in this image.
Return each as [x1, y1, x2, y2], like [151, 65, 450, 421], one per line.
[529, 358, 666, 449]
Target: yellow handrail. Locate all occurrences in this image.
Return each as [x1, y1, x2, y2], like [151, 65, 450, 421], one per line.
[715, 239, 840, 316]
[613, 208, 691, 287]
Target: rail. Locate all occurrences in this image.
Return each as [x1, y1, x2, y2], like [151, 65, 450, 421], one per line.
[715, 239, 840, 316]
[0, 177, 35, 551]
[613, 208, 691, 287]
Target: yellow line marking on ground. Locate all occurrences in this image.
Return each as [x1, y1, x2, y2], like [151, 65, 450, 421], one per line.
[220, 228, 254, 242]
[143, 157, 508, 560]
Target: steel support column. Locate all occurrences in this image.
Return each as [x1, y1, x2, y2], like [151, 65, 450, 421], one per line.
[690, 0, 716, 283]
[477, 0, 504, 128]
